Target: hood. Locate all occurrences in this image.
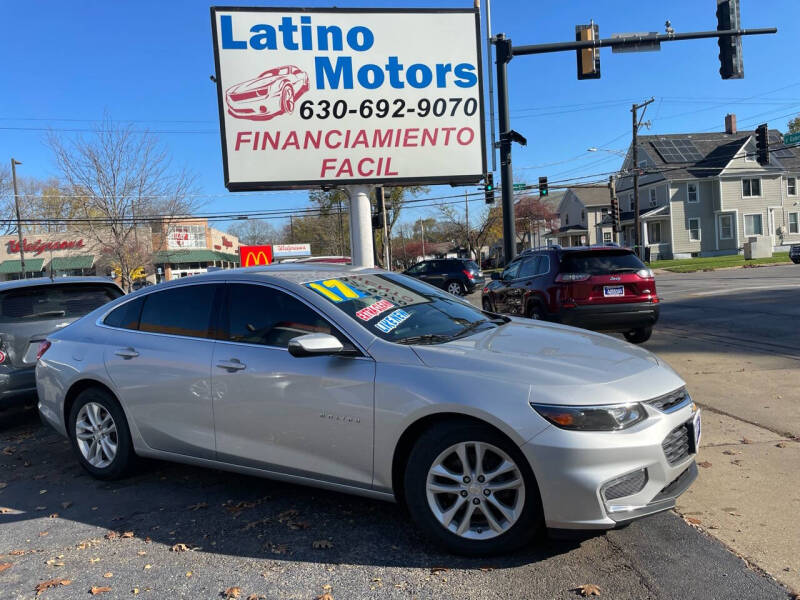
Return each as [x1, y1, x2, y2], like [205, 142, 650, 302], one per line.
[410, 319, 683, 407]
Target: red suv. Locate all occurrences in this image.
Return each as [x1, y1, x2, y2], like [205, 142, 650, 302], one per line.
[481, 246, 659, 343]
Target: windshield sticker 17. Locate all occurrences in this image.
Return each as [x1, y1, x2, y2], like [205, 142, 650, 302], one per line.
[375, 309, 410, 333]
[305, 279, 367, 303]
[355, 299, 395, 321]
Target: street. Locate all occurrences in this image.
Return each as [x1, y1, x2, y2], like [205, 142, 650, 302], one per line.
[0, 265, 796, 600]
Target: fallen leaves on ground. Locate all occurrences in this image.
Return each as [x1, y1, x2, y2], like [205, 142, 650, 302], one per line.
[143, 564, 152, 570]
[46, 557, 65, 567]
[0, 562, 11, 572]
[136, 551, 146, 557]
[776, 442, 788, 448]
[187, 502, 208, 511]
[2, 446, 15, 455]
[223, 586, 242, 598]
[171, 543, 189, 552]
[9, 550, 26, 556]
[224, 501, 257, 516]
[103, 572, 113, 578]
[121, 531, 135, 538]
[430, 566, 449, 574]
[722, 450, 740, 455]
[741, 438, 752, 444]
[104, 531, 118, 540]
[316, 593, 334, 600]
[574, 583, 601, 596]
[48, 513, 59, 519]
[312, 540, 333, 549]
[697, 461, 712, 468]
[246, 595, 266, 600]
[90, 558, 100, 563]
[266, 542, 289, 555]
[35, 578, 71, 595]
[242, 517, 272, 531]
[685, 517, 702, 525]
[89, 586, 112, 595]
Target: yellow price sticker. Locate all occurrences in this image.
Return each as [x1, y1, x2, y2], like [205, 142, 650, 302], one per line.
[306, 279, 366, 303]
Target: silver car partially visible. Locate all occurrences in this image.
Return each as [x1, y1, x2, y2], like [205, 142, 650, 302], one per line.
[36, 265, 698, 555]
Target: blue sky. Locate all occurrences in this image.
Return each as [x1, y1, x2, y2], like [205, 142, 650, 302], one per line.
[3, 0, 796, 232]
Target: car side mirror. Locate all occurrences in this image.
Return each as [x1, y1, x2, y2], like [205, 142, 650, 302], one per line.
[490, 272, 501, 280]
[287, 333, 344, 357]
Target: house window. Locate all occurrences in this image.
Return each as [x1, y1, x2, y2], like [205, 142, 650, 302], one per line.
[687, 183, 699, 203]
[742, 178, 761, 197]
[649, 188, 657, 208]
[688, 218, 701, 241]
[788, 177, 797, 196]
[647, 222, 662, 244]
[603, 232, 612, 243]
[744, 213, 763, 236]
[789, 212, 799, 234]
[719, 214, 734, 240]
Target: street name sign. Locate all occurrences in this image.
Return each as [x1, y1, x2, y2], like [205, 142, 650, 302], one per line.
[783, 131, 800, 145]
[211, 7, 486, 191]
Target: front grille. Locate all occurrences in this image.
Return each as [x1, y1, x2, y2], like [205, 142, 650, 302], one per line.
[662, 423, 691, 465]
[602, 469, 648, 500]
[647, 388, 690, 413]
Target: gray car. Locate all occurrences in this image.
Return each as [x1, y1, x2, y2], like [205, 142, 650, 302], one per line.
[0, 277, 122, 409]
[36, 265, 699, 555]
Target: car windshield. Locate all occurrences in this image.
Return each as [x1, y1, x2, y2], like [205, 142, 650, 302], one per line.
[560, 251, 646, 275]
[303, 273, 502, 344]
[0, 283, 122, 322]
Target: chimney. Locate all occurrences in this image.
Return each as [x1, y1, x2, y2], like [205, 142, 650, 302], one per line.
[725, 113, 737, 134]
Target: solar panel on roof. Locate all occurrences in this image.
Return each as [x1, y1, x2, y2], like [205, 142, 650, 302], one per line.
[651, 139, 703, 163]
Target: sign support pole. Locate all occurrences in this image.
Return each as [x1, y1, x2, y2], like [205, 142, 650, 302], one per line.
[346, 186, 375, 268]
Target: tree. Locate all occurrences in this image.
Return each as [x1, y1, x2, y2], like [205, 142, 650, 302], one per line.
[47, 116, 197, 291]
[227, 218, 279, 246]
[515, 194, 557, 249]
[789, 115, 800, 134]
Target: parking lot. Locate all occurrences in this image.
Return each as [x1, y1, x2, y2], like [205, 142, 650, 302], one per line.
[1, 265, 797, 600]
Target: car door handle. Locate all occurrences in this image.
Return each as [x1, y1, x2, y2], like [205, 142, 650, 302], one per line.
[114, 347, 139, 359]
[216, 360, 246, 372]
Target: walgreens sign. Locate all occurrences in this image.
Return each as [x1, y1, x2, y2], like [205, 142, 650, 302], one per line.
[211, 7, 486, 191]
[6, 238, 85, 256]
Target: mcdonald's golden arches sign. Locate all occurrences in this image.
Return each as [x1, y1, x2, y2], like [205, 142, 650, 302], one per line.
[239, 245, 273, 266]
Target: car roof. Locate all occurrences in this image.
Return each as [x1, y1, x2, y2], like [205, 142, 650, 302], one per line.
[147, 264, 389, 288]
[0, 276, 123, 292]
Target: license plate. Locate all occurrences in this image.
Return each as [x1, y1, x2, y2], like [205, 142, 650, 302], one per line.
[603, 285, 624, 297]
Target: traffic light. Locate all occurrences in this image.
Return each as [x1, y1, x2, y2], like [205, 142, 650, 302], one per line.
[538, 176, 549, 197]
[716, 0, 743, 79]
[610, 196, 621, 233]
[373, 186, 386, 229]
[576, 22, 600, 80]
[755, 123, 769, 165]
[484, 172, 495, 204]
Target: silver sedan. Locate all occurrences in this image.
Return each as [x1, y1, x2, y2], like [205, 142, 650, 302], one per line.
[36, 265, 699, 555]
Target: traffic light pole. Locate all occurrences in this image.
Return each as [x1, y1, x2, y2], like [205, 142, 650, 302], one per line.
[491, 25, 775, 265]
[632, 98, 654, 259]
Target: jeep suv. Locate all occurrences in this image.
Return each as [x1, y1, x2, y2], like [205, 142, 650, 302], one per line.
[482, 246, 659, 343]
[403, 258, 484, 296]
[790, 244, 800, 264]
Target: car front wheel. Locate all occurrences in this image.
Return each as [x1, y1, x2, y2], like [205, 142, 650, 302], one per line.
[68, 387, 134, 480]
[446, 280, 465, 296]
[281, 85, 296, 114]
[404, 421, 542, 555]
[624, 326, 653, 344]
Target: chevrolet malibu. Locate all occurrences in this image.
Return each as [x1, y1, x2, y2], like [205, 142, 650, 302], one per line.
[36, 265, 699, 555]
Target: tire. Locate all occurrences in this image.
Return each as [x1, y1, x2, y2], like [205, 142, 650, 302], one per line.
[404, 421, 543, 556]
[624, 326, 653, 344]
[482, 298, 494, 312]
[445, 280, 465, 296]
[68, 387, 135, 480]
[526, 302, 544, 320]
[280, 85, 296, 114]
[792, 258, 800, 264]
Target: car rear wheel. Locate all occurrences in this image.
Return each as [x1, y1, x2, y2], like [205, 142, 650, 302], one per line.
[281, 85, 296, 114]
[446, 280, 465, 296]
[526, 302, 544, 320]
[404, 422, 542, 556]
[482, 298, 494, 312]
[68, 387, 134, 480]
[624, 326, 653, 344]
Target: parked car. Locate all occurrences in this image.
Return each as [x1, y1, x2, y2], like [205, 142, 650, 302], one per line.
[225, 65, 309, 120]
[482, 246, 659, 343]
[403, 258, 484, 296]
[0, 277, 123, 409]
[790, 244, 800, 264]
[37, 265, 697, 555]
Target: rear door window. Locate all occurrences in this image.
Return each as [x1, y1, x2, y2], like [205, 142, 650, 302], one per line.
[139, 284, 219, 338]
[104, 297, 144, 330]
[560, 251, 645, 275]
[517, 256, 541, 278]
[0, 283, 122, 322]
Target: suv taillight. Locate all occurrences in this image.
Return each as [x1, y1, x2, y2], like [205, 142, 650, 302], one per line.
[555, 273, 590, 282]
[36, 340, 51, 361]
[462, 269, 474, 280]
[636, 268, 654, 279]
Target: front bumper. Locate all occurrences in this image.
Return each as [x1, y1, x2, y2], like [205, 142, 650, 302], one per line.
[0, 366, 37, 408]
[520, 402, 698, 530]
[558, 301, 660, 332]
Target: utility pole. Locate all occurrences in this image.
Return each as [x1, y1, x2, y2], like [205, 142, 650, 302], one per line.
[464, 189, 471, 258]
[418, 219, 426, 258]
[608, 174, 620, 245]
[631, 97, 654, 259]
[376, 186, 390, 269]
[400, 227, 408, 268]
[10, 158, 25, 279]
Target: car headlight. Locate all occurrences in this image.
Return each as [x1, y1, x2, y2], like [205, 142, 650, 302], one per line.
[530, 402, 646, 431]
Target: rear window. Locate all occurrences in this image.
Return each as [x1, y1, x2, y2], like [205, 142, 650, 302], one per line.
[560, 251, 645, 275]
[0, 283, 122, 322]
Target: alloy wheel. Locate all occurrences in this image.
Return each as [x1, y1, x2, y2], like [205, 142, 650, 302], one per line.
[283, 87, 295, 113]
[425, 441, 525, 540]
[75, 402, 118, 469]
[447, 282, 463, 296]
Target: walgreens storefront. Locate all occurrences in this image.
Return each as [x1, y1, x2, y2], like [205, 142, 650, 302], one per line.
[0, 235, 97, 281]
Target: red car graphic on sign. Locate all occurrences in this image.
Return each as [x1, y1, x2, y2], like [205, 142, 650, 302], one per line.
[225, 65, 309, 120]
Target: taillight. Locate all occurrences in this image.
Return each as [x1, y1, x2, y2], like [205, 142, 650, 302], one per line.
[36, 340, 51, 361]
[0, 350, 5, 364]
[636, 268, 654, 279]
[555, 273, 590, 282]
[462, 269, 474, 280]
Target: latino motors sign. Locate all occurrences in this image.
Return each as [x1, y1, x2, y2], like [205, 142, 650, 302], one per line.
[211, 7, 486, 191]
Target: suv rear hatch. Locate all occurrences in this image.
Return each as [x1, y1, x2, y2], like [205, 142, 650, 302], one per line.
[0, 282, 122, 369]
[556, 250, 657, 306]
